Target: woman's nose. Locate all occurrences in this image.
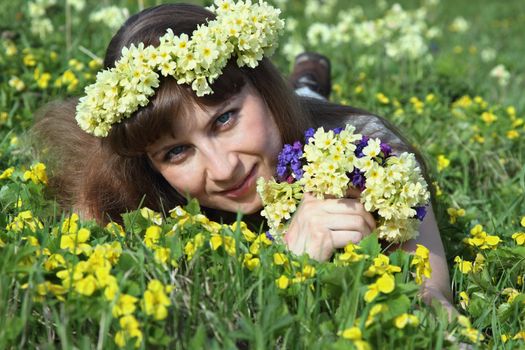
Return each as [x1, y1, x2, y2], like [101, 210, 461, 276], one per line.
[203, 148, 239, 182]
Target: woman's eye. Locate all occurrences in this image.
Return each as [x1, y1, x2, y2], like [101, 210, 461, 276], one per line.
[165, 145, 187, 161]
[215, 110, 237, 127]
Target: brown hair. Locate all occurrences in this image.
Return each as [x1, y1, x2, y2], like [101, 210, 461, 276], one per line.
[32, 3, 428, 225]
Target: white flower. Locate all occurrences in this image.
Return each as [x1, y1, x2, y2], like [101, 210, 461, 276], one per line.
[490, 64, 510, 87]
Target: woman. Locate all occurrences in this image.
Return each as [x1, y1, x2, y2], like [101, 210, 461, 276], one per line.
[33, 1, 452, 308]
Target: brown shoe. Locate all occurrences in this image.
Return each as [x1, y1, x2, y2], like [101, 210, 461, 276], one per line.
[289, 52, 331, 99]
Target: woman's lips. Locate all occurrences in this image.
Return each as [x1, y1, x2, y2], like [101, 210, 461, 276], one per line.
[220, 165, 257, 199]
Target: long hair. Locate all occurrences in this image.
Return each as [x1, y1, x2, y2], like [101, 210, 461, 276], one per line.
[33, 3, 429, 225]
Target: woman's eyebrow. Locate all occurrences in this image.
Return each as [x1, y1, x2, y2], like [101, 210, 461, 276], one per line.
[149, 96, 242, 159]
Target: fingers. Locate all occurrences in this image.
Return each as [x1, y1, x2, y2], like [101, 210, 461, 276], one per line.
[300, 197, 376, 232]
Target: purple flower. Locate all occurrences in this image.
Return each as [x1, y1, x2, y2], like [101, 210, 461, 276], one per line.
[304, 128, 315, 144]
[265, 230, 275, 241]
[355, 136, 370, 158]
[276, 140, 304, 182]
[380, 142, 392, 157]
[333, 127, 343, 134]
[415, 206, 427, 221]
[349, 169, 366, 190]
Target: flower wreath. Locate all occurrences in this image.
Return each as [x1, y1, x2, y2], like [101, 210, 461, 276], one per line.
[76, 0, 284, 137]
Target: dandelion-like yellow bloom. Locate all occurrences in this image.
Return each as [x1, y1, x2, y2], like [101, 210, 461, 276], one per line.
[0, 167, 14, 180]
[437, 154, 450, 172]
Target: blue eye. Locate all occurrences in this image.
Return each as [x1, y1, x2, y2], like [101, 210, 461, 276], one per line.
[216, 111, 233, 124]
[165, 145, 187, 161]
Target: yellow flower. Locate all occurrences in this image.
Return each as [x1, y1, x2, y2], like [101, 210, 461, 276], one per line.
[23, 163, 48, 185]
[464, 224, 501, 249]
[437, 154, 450, 172]
[44, 254, 66, 271]
[521, 216, 525, 227]
[411, 244, 432, 284]
[354, 85, 364, 94]
[513, 331, 525, 340]
[61, 213, 79, 234]
[60, 228, 92, 255]
[140, 207, 163, 225]
[512, 232, 525, 245]
[230, 221, 256, 242]
[276, 275, 290, 289]
[341, 326, 361, 340]
[106, 222, 126, 237]
[0, 167, 15, 180]
[114, 315, 142, 348]
[337, 243, 367, 264]
[502, 288, 520, 304]
[144, 225, 162, 248]
[459, 291, 469, 309]
[364, 254, 401, 277]
[454, 256, 472, 274]
[6, 210, 44, 233]
[243, 253, 260, 271]
[376, 92, 390, 104]
[481, 111, 497, 124]
[506, 129, 519, 140]
[8, 76, 25, 91]
[23, 53, 36, 66]
[113, 294, 138, 317]
[364, 274, 395, 303]
[447, 207, 466, 224]
[394, 313, 419, 329]
[75, 275, 98, 296]
[141, 279, 172, 320]
[273, 253, 288, 266]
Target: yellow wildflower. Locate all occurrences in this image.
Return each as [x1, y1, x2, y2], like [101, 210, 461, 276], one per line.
[513, 331, 525, 340]
[447, 207, 466, 224]
[23, 163, 48, 185]
[394, 313, 419, 329]
[140, 207, 163, 225]
[142, 279, 172, 321]
[454, 256, 472, 274]
[144, 225, 162, 248]
[23, 53, 36, 66]
[8, 76, 25, 91]
[411, 244, 432, 284]
[106, 222, 126, 237]
[437, 154, 450, 171]
[114, 315, 143, 348]
[465, 224, 501, 249]
[276, 275, 290, 289]
[480, 111, 497, 124]
[60, 228, 92, 255]
[354, 85, 364, 94]
[364, 273, 396, 303]
[502, 288, 520, 304]
[0, 167, 14, 180]
[512, 232, 525, 245]
[243, 253, 260, 271]
[341, 326, 361, 340]
[273, 253, 288, 266]
[6, 210, 43, 233]
[44, 254, 66, 271]
[75, 275, 98, 296]
[364, 254, 401, 277]
[520, 216, 525, 227]
[61, 213, 79, 234]
[507, 129, 519, 139]
[376, 92, 390, 104]
[113, 294, 139, 317]
[459, 291, 469, 309]
[339, 326, 371, 350]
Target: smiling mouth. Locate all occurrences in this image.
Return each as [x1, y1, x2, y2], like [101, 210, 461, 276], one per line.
[220, 165, 257, 199]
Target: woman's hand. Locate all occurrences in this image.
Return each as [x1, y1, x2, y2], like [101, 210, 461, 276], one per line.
[284, 189, 376, 261]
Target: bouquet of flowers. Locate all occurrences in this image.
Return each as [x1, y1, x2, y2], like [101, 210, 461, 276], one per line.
[257, 125, 430, 243]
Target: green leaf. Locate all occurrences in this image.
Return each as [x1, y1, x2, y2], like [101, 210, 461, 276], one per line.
[359, 233, 380, 257]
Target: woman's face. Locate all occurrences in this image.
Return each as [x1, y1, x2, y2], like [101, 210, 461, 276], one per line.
[147, 84, 282, 214]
